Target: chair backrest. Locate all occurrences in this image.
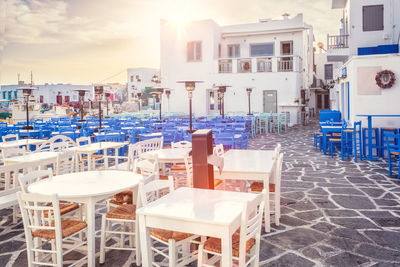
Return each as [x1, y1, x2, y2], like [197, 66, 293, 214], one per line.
[213, 144, 224, 157]
[138, 176, 174, 207]
[0, 162, 36, 190]
[184, 155, 193, 187]
[17, 192, 63, 266]
[76, 136, 91, 146]
[273, 143, 281, 159]
[171, 141, 192, 149]
[385, 133, 400, 152]
[18, 168, 53, 193]
[38, 135, 76, 152]
[137, 137, 163, 153]
[56, 150, 75, 175]
[133, 154, 159, 182]
[1, 147, 26, 161]
[2, 133, 19, 142]
[238, 192, 264, 265]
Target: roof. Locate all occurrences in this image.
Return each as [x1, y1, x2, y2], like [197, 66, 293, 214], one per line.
[332, 0, 347, 9]
[221, 14, 308, 37]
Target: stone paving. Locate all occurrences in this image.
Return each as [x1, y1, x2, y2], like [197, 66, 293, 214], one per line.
[1, 121, 400, 266]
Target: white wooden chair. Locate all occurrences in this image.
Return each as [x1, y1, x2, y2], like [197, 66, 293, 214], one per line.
[197, 192, 265, 267]
[183, 155, 224, 189]
[0, 162, 35, 223]
[171, 141, 192, 149]
[37, 135, 76, 152]
[249, 153, 283, 228]
[17, 192, 87, 267]
[1, 147, 26, 162]
[137, 137, 163, 153]
[2, 133, 19, 142]
[56, 150, 75, 175]
[99, 173, 163, 266]
[141, 176, 199, 267]
[111, 143, 141, 171]
[213, 144, 224, 157]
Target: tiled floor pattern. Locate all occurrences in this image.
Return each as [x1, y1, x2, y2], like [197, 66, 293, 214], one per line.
[1, 121, 400, 266]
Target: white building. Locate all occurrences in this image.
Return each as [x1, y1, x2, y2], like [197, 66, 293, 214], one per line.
[160, 14, 314, 125]
[127, 68, 160, 102]
[326, 0, 400, 126]
[0, 83, 93, 105]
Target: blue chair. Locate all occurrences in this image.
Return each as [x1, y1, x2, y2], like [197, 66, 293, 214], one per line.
[385, 133, 400, 178]
[380, 128, 399, 158]
[362, 127, 380, 158]
[353, 121, 362, 162]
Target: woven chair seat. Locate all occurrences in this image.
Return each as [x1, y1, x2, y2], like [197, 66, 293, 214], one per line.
[44, 203, 79, 217]
[214, 179, 223, 188]
[203, 233, 255, 258]
[249, 182, 275, 192]
[150, 228, 192, 242]
[382, 127, 397, 130]
[32, 219, 87, 239]
[170, 165, 187, 171]
[363, 127, 378, 129]
[329, 138, 342, 142]
[81, 154, 104, 160]
[106, 204, 136, 220]
[390, 151, 399, 156]
[332, 133, 342, 136]
[113, 190, 133, 204]
[160, 175, 169, 180]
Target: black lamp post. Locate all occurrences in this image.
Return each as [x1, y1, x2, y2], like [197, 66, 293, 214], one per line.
[177, 81, 203, 133]
[153, 87, 164, 120]
[215, 85, 230, 119]
[105, 92, 110, 116]
[246, 88, 253, 115]
[136, 92, 142, 111]
[151, 92, 157, 111]
[73, 89, 89, 122]
[17, 87, 37, 130]
[94, 85, 104, 130]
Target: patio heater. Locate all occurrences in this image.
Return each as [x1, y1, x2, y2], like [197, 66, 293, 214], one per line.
[246, 88, 253, 115]
[73, 89, 89, 122]
[215, 85, 230, 119]
[151, 92, 157, 111]
[136, 92, 142, 111]
[17, 87, 37, 130]
[94, 85, 104, 130]
[165, 89, 171, 114]
[152, 87, 164, 120]
[105, 92, 110, 116]
[177, 81, 203, 133]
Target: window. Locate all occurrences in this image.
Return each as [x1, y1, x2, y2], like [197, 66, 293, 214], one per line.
[64, 96, 70, 103]
[2, 92, 5, 99]
[187, 41, 202, 61]
[228, 44, 240, 58]
[363, 5, 384, 31]
[281, 41, 293, 55]
[250, 43, 274, 57]
[130, 76, 134, 82]
[218, 44, 221, 58]
[324, 64, 333, 80]
[40, 96, 44, 103]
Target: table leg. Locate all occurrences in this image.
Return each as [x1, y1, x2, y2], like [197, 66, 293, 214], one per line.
[365, 116, 377, 161]
[264, 181, 271, 232]
[105, 149, 109, 169]
[88, 152, 92, 171]
[86, 198, 95, 267]
[323, 131, 327, 154]
[139, 214, 152, 267]
[221, 229, 233, 267]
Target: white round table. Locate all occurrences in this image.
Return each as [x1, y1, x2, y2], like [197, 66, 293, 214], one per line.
[28, 170, 142, 267]
[139, 148, 191, 163]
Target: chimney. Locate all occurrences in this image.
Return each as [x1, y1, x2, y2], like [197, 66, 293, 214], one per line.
[282, 13, 290, 20]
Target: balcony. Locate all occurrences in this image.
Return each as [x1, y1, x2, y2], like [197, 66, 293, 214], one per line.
[218, 55, 302, 74]
[327, 34, 349, 49]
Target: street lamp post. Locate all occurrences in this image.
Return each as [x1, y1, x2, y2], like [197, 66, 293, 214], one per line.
[73, 89, 89, 122]
[94, 85, 104, 130]
[246, 88, 253, 115]
[17, 87, 37, 130]
[215, 85, 230, 119]
[177, 81, 203, 133]
[136, 92, 142, 111]
[105, 92, 110, 116]
[151, 92, 157, 111]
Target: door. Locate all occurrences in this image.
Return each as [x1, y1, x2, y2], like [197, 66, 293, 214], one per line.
[263, 90, 277, 113]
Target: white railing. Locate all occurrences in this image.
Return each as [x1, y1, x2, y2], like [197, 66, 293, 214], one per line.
[218, 55, 301, 74]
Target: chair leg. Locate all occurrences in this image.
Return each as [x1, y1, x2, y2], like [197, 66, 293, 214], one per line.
[99, 215, 107, 264]
[168, 239, 176, 267]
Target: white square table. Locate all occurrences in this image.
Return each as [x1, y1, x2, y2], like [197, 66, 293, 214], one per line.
[213, 149, 275, 232]
[28, 170, 143, 267]
[69, 141, 128, 170]
[137, 187, 260, 267]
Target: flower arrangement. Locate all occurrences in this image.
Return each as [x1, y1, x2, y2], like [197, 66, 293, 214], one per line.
[375, 70, 396, 89]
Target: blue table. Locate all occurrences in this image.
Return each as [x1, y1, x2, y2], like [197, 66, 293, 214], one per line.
[320, 126, 343, 155]
[356, 115, 400, 161]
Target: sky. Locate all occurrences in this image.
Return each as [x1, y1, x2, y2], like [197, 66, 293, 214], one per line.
[0, 0, 342, 85]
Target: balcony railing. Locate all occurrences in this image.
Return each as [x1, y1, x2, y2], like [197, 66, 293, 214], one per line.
[218, 59, 232, 73]
[327, 34, 349, 49]
[217, 55, 302, 73]
[257, 58, 272, 72]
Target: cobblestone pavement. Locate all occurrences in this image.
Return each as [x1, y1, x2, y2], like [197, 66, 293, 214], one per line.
[1, 121, 400, 266]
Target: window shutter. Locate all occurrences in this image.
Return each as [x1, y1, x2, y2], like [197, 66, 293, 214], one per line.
[363, 5, 384, 31]
[324, 64, 333, 80]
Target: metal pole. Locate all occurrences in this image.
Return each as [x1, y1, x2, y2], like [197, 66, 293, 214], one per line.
[159, 99, 162, 120]
[248, 93, 251, 115]
[26, 98, 29, 128]
[222, 95, 225, 119]
[189, 97, 193, 132]
[98, 100, 102, 129]
[106, 99, 109, 116]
